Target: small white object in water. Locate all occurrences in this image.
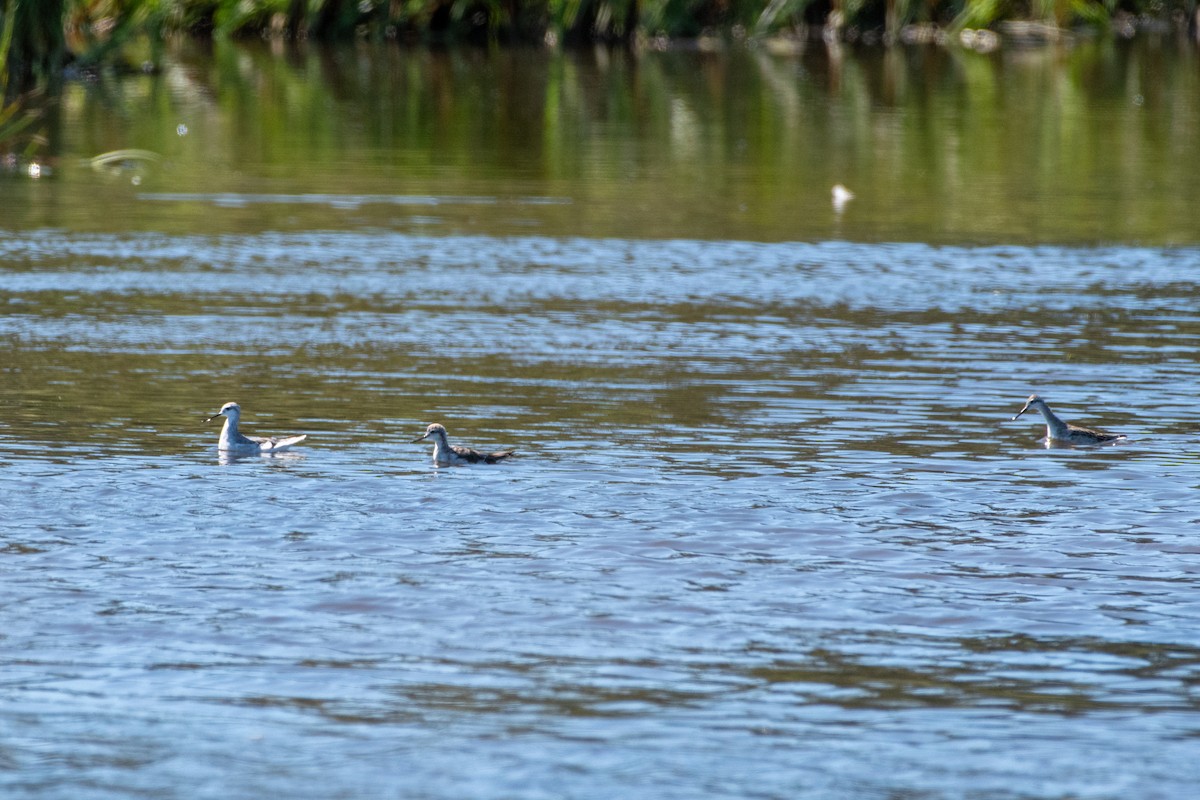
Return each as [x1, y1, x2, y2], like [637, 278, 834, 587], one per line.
[832, 184, 855, 213]
[177, 124, 189, 136]
[412, 423, 515, 466]
[206, 402, 307, 453]
[27, 162, 42, 179]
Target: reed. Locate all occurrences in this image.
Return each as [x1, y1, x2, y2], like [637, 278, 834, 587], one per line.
[1, 1, 49, 154]
[1, 0, 1197, 103]
[2, 0, 65, 94]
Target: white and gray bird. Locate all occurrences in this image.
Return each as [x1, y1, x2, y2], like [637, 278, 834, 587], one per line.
[206, 402, 307, 454]
[1011, 394, 1125, 446]
[411, 423, 514, 466]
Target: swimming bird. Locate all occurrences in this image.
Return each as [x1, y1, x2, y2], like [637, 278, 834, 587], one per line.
[206, 402, 307, 453]
[1011, 394, 1126, 445]
[412, 423, 515, 466]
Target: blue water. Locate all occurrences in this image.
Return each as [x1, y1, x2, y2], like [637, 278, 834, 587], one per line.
[3, 229, 1199, 798]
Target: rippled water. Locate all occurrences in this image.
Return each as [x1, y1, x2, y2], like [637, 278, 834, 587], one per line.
[3, 228, 1200, 798]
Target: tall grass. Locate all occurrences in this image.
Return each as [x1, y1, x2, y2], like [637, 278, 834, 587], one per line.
[3, 0, 65, 95]
[8, 0, 1198, 53]
[1, 0, 1197, 108]
[1, 0, 53, 155]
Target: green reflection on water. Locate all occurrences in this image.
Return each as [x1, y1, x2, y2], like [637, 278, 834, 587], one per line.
[1, 37, 1196, 244]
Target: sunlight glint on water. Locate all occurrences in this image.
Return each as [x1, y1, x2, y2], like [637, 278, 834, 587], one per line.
[3, 35, 1200, 800]
[2, 229, 1200, 799]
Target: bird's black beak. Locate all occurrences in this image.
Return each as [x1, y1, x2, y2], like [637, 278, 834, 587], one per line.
[1011, 403, 1031, 421]
[411, 434, 429, 443]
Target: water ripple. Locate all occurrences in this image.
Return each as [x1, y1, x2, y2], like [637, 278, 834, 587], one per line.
[3, 231, 1200, 799]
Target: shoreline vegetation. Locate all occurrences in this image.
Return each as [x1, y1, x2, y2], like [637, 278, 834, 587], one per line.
[4, 1, 1199, 67]
[2, 0, 1199, 159]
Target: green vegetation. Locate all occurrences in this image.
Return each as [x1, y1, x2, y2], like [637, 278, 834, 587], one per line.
[1, 1, 51, 155]
[1, 0, 1196, 157]
[2, 0, 1197, 54]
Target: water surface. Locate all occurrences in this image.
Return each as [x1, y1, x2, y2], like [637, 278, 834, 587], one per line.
[3, 36, 1199, 242]
[2, 39, 1200, 800]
